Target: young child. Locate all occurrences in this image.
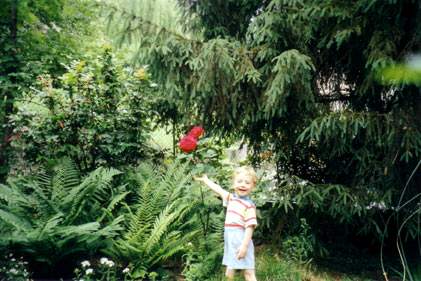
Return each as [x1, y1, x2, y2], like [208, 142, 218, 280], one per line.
[194, 166, 258, 281]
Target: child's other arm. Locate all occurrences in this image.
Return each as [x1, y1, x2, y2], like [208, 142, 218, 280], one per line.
[193, 174, 229, 200]
[236, 226, 254, 260]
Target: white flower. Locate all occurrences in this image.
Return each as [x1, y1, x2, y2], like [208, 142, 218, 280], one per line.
[100, 257, 114, 267]
[85, 268, 93, 275]
[81, 260, 90, 267]
[9, 268, 18, 274]
[50, 22, 62, 32]
[366, 201, 387, 210]
[122, 267, 130, 274]
[39, 23, 50, 34]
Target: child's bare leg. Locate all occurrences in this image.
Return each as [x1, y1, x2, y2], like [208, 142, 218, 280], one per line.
[244, 269, 257, 281]
[225, 268, 235, 280]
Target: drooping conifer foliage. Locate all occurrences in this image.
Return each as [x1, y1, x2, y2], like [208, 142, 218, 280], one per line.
[104, 0, 420, 242]
[105, 1, 419, 193]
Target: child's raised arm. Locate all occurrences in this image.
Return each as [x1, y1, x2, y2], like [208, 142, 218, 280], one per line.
[193, 174, 229, 201]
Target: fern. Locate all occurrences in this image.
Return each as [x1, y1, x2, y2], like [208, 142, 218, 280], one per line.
[106, 161, 200, 273]
[0, 159, 126, 267]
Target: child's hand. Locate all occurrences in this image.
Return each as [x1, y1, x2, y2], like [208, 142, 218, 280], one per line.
[236, 245, 248, 260]
[193, 174, 209, 183]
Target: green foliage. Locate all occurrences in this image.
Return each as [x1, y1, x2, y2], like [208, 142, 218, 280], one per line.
[379, 56, 421, 86]
[207, 246, 374, 281]
[105, 161, 200, 279]
[262, 49, 315, 120]
[253, 172, 410, 245]
[181, 194, 224, 281]
[281, 218, 315, 264]
[103, 1, 315, 133]
[175, 138, 236, 281]
[298, 111, 421, 185]
[10, 48, 156, 172]
[183, 245, 223, 281]
[392, 263, 421, 281]
[0, 0, 98, 179]
[381, 64, 421, 86]
[103, 0, 421, 252]
[0, 159, 126, 267]
[179, 0, 262, 39]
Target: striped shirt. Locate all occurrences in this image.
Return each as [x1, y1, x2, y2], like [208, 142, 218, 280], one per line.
[223, 193, 257, 229]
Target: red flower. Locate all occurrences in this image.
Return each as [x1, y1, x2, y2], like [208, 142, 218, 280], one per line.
[188, 126, 205, 139]
[178, 135, 198, 153]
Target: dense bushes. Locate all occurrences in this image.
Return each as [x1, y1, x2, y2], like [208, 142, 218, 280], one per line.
[9, 47, 157, 173]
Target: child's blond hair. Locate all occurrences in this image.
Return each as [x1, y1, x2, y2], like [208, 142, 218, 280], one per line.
[233, 166, 257, 185]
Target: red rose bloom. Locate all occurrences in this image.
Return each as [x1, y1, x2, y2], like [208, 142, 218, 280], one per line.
[179, 135, 198, 153]
[188, 126, 205, 139]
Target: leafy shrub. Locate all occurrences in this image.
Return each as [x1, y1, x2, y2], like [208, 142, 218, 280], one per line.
[182, 217, 224, 281]
[9, 47, 157, 173]
[281, 218, 315, 264]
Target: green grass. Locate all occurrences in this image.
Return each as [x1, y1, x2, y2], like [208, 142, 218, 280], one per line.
[206, 246, 377, 281]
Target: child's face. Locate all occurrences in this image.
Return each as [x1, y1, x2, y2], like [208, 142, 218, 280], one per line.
[233, 172, 255, 197]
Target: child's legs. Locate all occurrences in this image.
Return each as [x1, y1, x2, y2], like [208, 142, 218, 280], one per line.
[225, 268, 235, 280]
[243, 269, 257, 281]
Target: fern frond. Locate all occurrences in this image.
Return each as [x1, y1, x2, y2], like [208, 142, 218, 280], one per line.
[0, 209, 32, 231]
[34, 213, 64, 239]
[108, 190, 130, 212]
[64, 167, 121, 223]
[0, 183, 29, 206]
[51, 158, 80, 201]
[143, 204, 178, 254]
[29, 181, 60, 217]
